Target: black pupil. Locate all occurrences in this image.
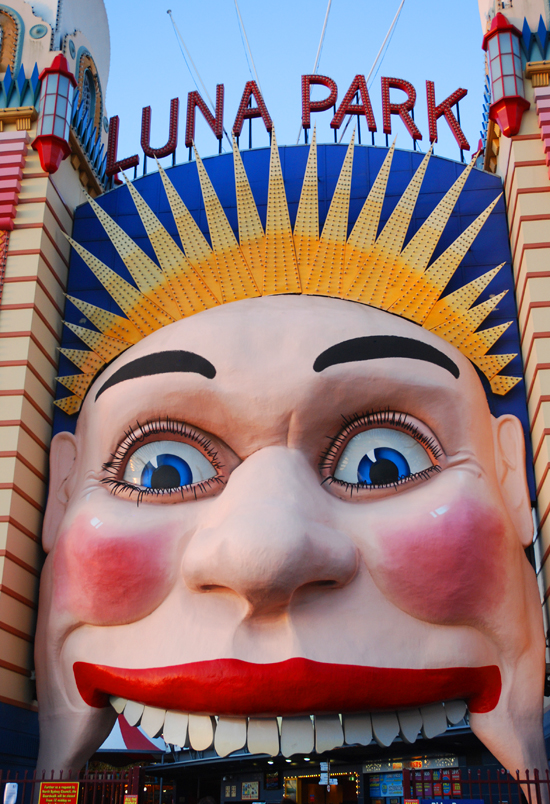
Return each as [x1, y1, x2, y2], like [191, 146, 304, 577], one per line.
[151, 464, 181, 489]
[370, 458, 400, 485]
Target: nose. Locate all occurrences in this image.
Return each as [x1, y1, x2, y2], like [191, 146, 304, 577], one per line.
[181, 447, 358, 618]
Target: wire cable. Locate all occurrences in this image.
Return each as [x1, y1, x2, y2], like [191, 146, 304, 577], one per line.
[338, 0, 406, 143]
[233, 0, 262, 93]
[167, 9, 231, 150]
[295, 0, 333, 144]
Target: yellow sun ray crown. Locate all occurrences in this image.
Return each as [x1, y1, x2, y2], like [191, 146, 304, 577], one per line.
[56, 134, 520, 413]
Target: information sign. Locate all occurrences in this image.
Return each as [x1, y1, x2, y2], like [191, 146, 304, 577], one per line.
[38, 783, 79, 804]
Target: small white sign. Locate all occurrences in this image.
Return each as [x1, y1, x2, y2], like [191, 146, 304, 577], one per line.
[320, 774, 329, 785]
[320, 763, 329, 772]
[4, 783, 17, 804]
[329, 779, 338, 786]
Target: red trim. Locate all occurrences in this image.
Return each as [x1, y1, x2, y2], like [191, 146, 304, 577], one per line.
[0, 514, 41, 543]
[0, 483, 44, 513]
[0, 583, 37, 610]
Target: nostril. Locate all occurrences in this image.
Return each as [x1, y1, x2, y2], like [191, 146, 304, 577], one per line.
[310, 579, 339, 588]
[200, 584, 227, 592]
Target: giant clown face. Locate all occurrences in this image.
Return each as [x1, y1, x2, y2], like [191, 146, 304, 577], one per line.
[36, 293, 545, 775]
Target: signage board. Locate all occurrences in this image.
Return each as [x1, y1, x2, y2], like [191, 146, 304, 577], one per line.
[38, 783, 79, 804]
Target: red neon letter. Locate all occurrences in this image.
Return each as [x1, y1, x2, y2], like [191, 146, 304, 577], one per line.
[233, 81, 272, 137]
[381, 77, 422, 141]
[141, 98, 179, 158]
[185, 85, 224, 149]
[331, 74, 376, 132]
[302, 75, 338, 129]
[106, 116, 139, 178]
[426, 81, 469, 150]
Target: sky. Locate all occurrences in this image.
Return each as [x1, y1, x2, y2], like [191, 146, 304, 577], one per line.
[101, 0, 487, 170]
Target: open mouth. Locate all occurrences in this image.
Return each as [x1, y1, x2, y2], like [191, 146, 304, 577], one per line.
[74, 657, 501, 756]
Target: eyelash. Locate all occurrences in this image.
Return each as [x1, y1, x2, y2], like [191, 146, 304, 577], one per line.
[319, 409, 443, 494]
[101, 417, 224, 503]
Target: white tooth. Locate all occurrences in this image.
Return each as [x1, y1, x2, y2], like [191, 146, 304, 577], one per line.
[141, 706, 166, 739]
[343, 713, 372, 746]
[188, 714, 215, 750]
[315, 715, 344, 753]
[163, 711, 189, 747]
[214, 717, 247, 757]
[397, 709, 422, 744]
[444, 700, 467, 725]
[420, 703, 448, 739]
[123, 701, 144, 727]
[248, 718, 280, 756]
[110, 696, 127, 714]
[371, 711, 399, 747]
[281, 716, 314, 757]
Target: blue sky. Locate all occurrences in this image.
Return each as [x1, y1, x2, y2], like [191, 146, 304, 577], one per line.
[102, 0, 486, 167]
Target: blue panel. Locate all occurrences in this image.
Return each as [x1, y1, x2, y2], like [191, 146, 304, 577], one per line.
[0, 702, 38, 772]
[54, 143, 535, 498]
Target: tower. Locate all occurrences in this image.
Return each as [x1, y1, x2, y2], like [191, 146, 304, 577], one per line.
[0, 0, 110, 769]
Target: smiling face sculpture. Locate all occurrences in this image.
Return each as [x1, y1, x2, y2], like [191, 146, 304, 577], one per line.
[36, 133, 546, 775]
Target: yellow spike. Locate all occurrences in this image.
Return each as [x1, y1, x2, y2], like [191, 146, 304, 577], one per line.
[54, 395, 82, 415]
[59, 348, 105, 375]
[56, 373, 94, 399]
[264, 128, 301, 295]
[87, 194, 181, 319]
[347, 147, 433, 308]
[64, 322, 130, 363]
[384, 158, 478, 307]
[461, 321, 512, 359]
[490, 375, 521, 395]
[423, 266, 503, 331]
[343, 142, 395, 290]
[233, 135, 265, 288]
[66, 296, 142, 344]
[294, 127, 319, 282]
[389, 195, 501, 324]
[124, 179, 220, 317]
[428, 291, 508, 349]
[194, 146, 260, 303]
[66, 236, 173, 335]
[305, 131, 355, 296]
[157, 162, 221, 297]
[472, 353, 515, 381]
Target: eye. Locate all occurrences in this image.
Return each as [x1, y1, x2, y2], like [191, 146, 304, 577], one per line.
[123, 440, 216, 490]
[333, 426, 435, 488]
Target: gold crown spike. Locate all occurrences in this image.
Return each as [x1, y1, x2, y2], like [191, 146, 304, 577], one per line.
[55, 394, 82, 416]
[56, 372, 94, 399]
[305, 132, 355, 297]
[64, 322, 129, 362]
[55, 135, 521, 414]
[390, 196, 501, 324]
[232, 135, 265, 288]
[87, 195, 181, 319]
[490, 375, 521, 395]
[123, 179, 219, 318]
[194, 146, 260, 303]
[429, 291, 508, 348]
[346, 147, 432, 308]
[294, 127, 319, 276]
[385, 158, 478, 308]
[59, 348, 105, 375]
[342, 142, 395, 291]
[66, 296, 142, 343]
[264, 129, 301, 295]
[156, 162, 221, 298]
[66, 236, 174, 335]
[462, 321, 512, 359]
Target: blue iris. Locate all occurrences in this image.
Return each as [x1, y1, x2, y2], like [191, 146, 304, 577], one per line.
[141, 453, 193, 489]
[357, 447, 411, 485]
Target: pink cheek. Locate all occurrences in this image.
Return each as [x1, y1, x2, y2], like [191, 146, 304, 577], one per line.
[369, 489, 506, 624]
[53, 513, 178, 625]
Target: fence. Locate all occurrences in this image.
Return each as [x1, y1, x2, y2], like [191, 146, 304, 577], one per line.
[0, 768, 140, 804]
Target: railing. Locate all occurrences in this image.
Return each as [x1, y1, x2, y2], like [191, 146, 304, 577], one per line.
[0, 768, 139, 804]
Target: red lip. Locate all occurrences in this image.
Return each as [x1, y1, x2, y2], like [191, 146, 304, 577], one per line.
[74, 658, 500, 715]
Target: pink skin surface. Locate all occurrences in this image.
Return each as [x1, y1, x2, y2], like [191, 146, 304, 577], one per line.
[35, 295, 545, 775]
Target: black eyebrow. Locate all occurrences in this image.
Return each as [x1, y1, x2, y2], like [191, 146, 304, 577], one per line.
[313, 335, 460, 378]
[95, 350, 216, 401]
